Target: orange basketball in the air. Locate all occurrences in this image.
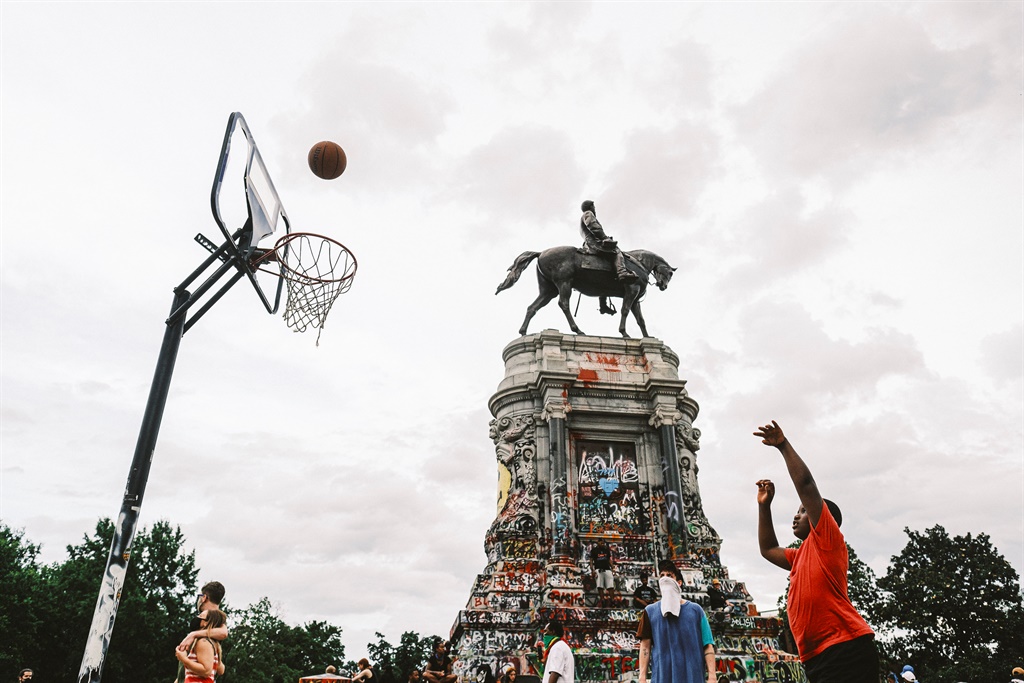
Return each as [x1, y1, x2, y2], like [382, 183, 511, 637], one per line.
[308, 141, 347, 180]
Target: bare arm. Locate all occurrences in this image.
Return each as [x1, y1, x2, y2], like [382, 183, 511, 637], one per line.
[546, 672, 560, 683]
[176, 639, 214, 677]
[703, 644, 716, 683]
[756, 480, 791, 570]
[755, 421, 823, 528]
[178, 625, 228, 650]
[638, 638, 651, 683]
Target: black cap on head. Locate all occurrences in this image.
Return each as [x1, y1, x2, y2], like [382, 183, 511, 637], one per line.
[657, 559, 683, 582]
[581, 200, 595, 212]
[544, 620, 564, 637]
[823, 499, 842, 527]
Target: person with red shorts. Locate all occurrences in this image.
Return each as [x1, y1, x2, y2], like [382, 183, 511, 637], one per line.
[754, 421, 878, 683]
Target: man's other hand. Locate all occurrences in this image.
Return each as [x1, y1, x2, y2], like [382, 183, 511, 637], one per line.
[755, 480, 775, 505]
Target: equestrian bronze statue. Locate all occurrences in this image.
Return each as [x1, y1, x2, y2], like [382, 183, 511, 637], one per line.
[496, 246, 675, 338]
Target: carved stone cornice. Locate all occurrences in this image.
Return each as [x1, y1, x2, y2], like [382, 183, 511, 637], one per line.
[540, 400, 570, 421]
[648, 404, 683, 429]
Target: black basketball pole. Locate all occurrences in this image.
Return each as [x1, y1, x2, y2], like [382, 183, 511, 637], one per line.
[78, 238, 250, 683]
[77, 288, 188, 683]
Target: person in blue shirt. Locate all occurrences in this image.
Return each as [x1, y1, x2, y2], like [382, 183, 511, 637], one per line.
[636, 560, 716, 683]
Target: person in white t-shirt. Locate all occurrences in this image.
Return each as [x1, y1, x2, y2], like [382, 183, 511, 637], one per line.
[541, 621, 574, 683]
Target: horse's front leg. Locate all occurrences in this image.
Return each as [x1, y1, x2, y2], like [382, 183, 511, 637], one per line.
[556, 283, 584, 335]
[630, 298, 650, 338]
[619, 287, 638, 337]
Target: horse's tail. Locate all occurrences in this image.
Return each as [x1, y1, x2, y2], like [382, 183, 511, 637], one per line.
[495, 251, 540, 294]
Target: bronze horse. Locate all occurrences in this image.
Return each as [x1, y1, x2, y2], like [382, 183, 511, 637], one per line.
[496, 247, 676, 337]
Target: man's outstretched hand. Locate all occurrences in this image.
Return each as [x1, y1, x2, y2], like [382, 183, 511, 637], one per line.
[754, 420, 787, 448]
[755, 479, 775, 505]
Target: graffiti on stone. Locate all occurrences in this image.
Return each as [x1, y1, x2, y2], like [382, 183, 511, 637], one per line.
[502, 538, 537, 559]
[577, 628, 639, 652]
[678, 449, 719, 546]
[460, 610, 535, 626]
[576, 654, 639, 682]
[575, 441, 647, 535]
[486, 415, 539, 560]
[550, 476, 573, 551]
[470, 593, 533, 611]
[582, 533, 657, 562]
[545, 587, 585, 607]
[491, 571, 540, 593]
[716, 657, 804, 683]
[545, 565, 583, 588]
[456, 341, 805, 683]
[461, 629, 537, 654]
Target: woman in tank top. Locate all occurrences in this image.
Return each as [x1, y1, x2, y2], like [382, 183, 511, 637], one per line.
[175, 609, 227, 682]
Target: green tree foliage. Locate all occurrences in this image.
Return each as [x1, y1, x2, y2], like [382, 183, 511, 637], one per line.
[362, 631, 438, 683]
[0, 524, 45, 677]
[874, 525, 1024, 682]
[5, 520, 354, 682]
[3, 518, 199, 682]
[845, 543, 882, 619]
[223, 596, 346, 681]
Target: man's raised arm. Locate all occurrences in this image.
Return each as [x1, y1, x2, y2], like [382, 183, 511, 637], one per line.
[754, 421, 823, 528]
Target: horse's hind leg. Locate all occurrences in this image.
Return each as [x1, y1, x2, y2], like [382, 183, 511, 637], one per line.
[556, 282, 584, 335]
[519, 278, 558, 335]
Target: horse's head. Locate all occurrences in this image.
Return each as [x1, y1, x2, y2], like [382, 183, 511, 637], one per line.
[653, 263, 676, 291]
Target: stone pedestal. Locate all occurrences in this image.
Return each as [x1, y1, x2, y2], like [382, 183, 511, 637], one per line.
[450, 331, 804, 683]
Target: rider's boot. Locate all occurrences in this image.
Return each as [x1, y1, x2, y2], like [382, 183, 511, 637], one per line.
[615, 254, 638, 281]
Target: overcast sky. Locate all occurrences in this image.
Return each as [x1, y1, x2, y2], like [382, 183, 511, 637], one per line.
[2, 1, 1021, 664]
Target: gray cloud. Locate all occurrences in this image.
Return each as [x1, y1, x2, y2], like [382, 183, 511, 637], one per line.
[712, 187, 851, 291]
[273, 56, 455, 194]
[447, 125, 586, 223]
[599, 121, 721, 223]
[979, 324, 1024, 382]
[734, 8, 1000, 180]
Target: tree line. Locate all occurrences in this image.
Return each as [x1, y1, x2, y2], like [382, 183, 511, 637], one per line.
[1, 519, 439, 683]
[3, 519, 1022, 683]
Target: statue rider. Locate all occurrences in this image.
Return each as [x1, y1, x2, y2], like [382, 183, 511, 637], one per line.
[580, 200, 637, 282]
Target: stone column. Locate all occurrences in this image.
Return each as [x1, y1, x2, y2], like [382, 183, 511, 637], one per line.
[649, 404, 687, 558]
[541, 397, 572, 559]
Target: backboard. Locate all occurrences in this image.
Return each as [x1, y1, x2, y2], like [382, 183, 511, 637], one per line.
[210, 112, 290, 313]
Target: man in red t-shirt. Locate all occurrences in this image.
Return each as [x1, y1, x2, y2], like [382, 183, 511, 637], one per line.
[754, 421, 878, 683]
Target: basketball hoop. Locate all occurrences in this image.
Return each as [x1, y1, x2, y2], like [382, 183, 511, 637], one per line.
[252, 232, 357, 343]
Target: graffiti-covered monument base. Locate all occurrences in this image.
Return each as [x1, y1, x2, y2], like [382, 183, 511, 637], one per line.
[450, 331, 805, 683]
